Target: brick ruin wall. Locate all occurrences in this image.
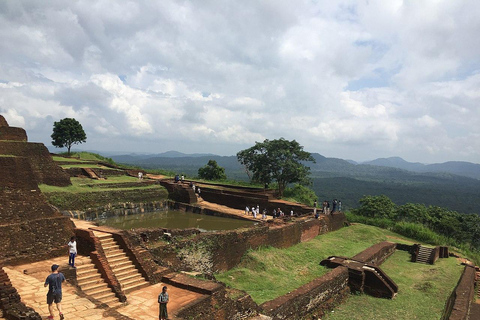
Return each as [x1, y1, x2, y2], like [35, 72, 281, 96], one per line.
[441, 265, 476, 320]
[0, 126, 28, 142]
[352, 241, 397, 266]
[261, 266, 350, 320]
[199, 187, 311, 214]
[144, 213, 346, 274]
[0, 141, 71, 186]
[0, 267, 41, 320]
[0, 157, 75, 265]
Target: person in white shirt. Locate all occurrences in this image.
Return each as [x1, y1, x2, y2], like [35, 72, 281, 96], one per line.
[67, 236, 77, 268]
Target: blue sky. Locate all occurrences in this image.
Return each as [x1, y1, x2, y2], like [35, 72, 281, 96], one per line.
[1, 0, 479, 163]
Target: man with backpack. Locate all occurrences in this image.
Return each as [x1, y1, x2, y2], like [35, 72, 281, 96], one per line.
[44, 264, 66, 320]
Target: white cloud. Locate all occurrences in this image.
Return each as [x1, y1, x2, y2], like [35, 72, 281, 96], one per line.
[0, 0, 479, 163]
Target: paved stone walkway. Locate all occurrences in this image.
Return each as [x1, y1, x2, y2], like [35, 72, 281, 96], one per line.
[116, 283, 204, 319]
[4, 258, 117, 320]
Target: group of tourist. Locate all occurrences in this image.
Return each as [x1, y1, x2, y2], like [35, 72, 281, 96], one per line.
[313, 199, 342, 218]
[245, 205, 297, 219]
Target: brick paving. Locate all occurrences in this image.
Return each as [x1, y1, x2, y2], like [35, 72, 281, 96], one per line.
[116, 283, 205, 320]
[4, 257, 116, 320]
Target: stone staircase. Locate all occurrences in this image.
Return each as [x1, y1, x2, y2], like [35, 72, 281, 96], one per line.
[93, 231, 150, 293]
[416, 245, 434, 264]
[76, 257, 123, 308]
[82, 167, 101, 179]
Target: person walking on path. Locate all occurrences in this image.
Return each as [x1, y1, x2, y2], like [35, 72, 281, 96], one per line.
[158, 286, 169, 320]
[67, 236, 77, 268]
[44, 264, 66, 320]
[313, 200, 317, 215]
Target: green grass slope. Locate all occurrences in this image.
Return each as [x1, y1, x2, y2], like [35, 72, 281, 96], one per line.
[215, 224, 464, 319]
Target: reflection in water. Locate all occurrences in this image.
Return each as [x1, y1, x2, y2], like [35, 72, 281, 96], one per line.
[96, 209, 255, 231]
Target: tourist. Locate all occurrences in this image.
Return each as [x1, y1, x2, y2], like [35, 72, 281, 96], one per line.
[174, 174, 179, 182]
[313, 200, 317, 215]
[67, 236, 77, 268]
[181, 174, 184, 182]
[338, 200, 342, 212]
[262, 208, 267, 219]
[253, 206, 257, 218]
[158, 286, 169, 320]
[138, 171, 143, 180]
[290, 209, 294, 216]
[272, 209, 277, 218]
[322, 200, 328, 214]
[44, 264, 66, 320]
[332, 199, 337, 213]
[327, 201, 330, 214]
[245, 206, 250, 215]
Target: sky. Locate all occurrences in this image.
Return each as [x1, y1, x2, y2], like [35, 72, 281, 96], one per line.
[1, 0, 479, 164]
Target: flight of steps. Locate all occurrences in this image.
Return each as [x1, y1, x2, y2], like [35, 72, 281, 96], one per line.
[93, 231, 150, 293]
[416, 245, 435, 264]
[76, 258, 123, 308]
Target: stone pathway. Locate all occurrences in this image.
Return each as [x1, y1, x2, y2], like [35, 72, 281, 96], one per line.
[3, 258, 116, 320]
[196, 199, 273, 222]
[115, 283, 205, 319]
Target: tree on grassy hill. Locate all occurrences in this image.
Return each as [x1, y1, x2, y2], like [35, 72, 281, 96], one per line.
[356, 195, 396, 218]
[237, 138, 314, 197]
[198, 159, 227, 181]
[51, 118, 87, 156]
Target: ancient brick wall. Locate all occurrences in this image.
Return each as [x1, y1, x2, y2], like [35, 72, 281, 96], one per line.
[0, 267, 41, 320]
[0, 157, 75, 265]
[0, 115, 8, 127]
[441, 265, 476, 320]
[0, 127, 27, 142]
[352, 241, 396, 265]
[0, 141, 71, 186]
[200, 187, 311, 214]
[260, 266, 350, 320]
[148, 213, 346, 274]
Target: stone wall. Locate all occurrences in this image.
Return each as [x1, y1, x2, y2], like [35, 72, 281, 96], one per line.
[260, 266, 350, 320]
[0, 141, 71, 186]
[146, 213, 346, 274]
[441, 265, 476, 320]
[352, 241, 397, 265]
[0, 267, 41, 320]
[0, 115, 27, 142]
[165, 272, 260, 320]
[0, 157, 75, 265]
[44, 188, 168, 210]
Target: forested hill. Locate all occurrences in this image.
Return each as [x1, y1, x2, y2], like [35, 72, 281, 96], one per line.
[363, 157, 480, 180]
[110, 152, 480, 215]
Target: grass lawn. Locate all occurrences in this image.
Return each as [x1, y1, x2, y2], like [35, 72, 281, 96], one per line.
[324, 250, 463, 320]
[215, 224, 463, 309]
[39, 176, 157, 193]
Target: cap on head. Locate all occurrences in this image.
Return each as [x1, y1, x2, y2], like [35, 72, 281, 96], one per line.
[51, 264, 59, 272]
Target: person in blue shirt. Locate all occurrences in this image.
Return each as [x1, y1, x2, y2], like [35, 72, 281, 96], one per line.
[44, 264, 66, 320]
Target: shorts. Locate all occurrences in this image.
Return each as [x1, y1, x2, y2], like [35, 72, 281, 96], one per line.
[47, 292, 62, 304]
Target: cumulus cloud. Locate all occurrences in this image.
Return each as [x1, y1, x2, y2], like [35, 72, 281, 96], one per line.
[0, 0, 479, 163]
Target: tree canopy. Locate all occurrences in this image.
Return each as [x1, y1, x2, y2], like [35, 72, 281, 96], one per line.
[198, 159, 227, 181]
[51, 118, 87, 156]
[237, 138, 314, 197]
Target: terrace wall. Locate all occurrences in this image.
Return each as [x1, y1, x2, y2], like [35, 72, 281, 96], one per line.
[145, 213, 346, 274]
[260, 266, 350, 320]
[0, 157, 75, 265]
[441, 265, 476, 320]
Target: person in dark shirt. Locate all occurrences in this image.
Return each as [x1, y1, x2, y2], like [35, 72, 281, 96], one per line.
[44, 264, 66, 320]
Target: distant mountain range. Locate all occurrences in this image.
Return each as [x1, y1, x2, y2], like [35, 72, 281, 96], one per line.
[106, 151, 480, 214]
[361, 157, 480, 180]
[109, 151, 480, 181]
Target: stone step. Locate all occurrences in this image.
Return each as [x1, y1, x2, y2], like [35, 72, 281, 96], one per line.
[102, 244, 121, 251]
[89, 287, 115, 298]
[105, 251, 125, 259]
[108, 256, 130, 264]
[123, 281, 150, 293]
[112, 264, 137, 273]
[110, 260, 133, 269]
[91, 290, 117, 301]
[76, 268, 99, 277]
[81, 281, 108, 292]
[78, 276, 104, 287]
[117, 272, 143, 283]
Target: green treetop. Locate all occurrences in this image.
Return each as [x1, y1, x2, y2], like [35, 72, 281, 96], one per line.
[237, 138, 314, 197]
[51, 118, 87, 156]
